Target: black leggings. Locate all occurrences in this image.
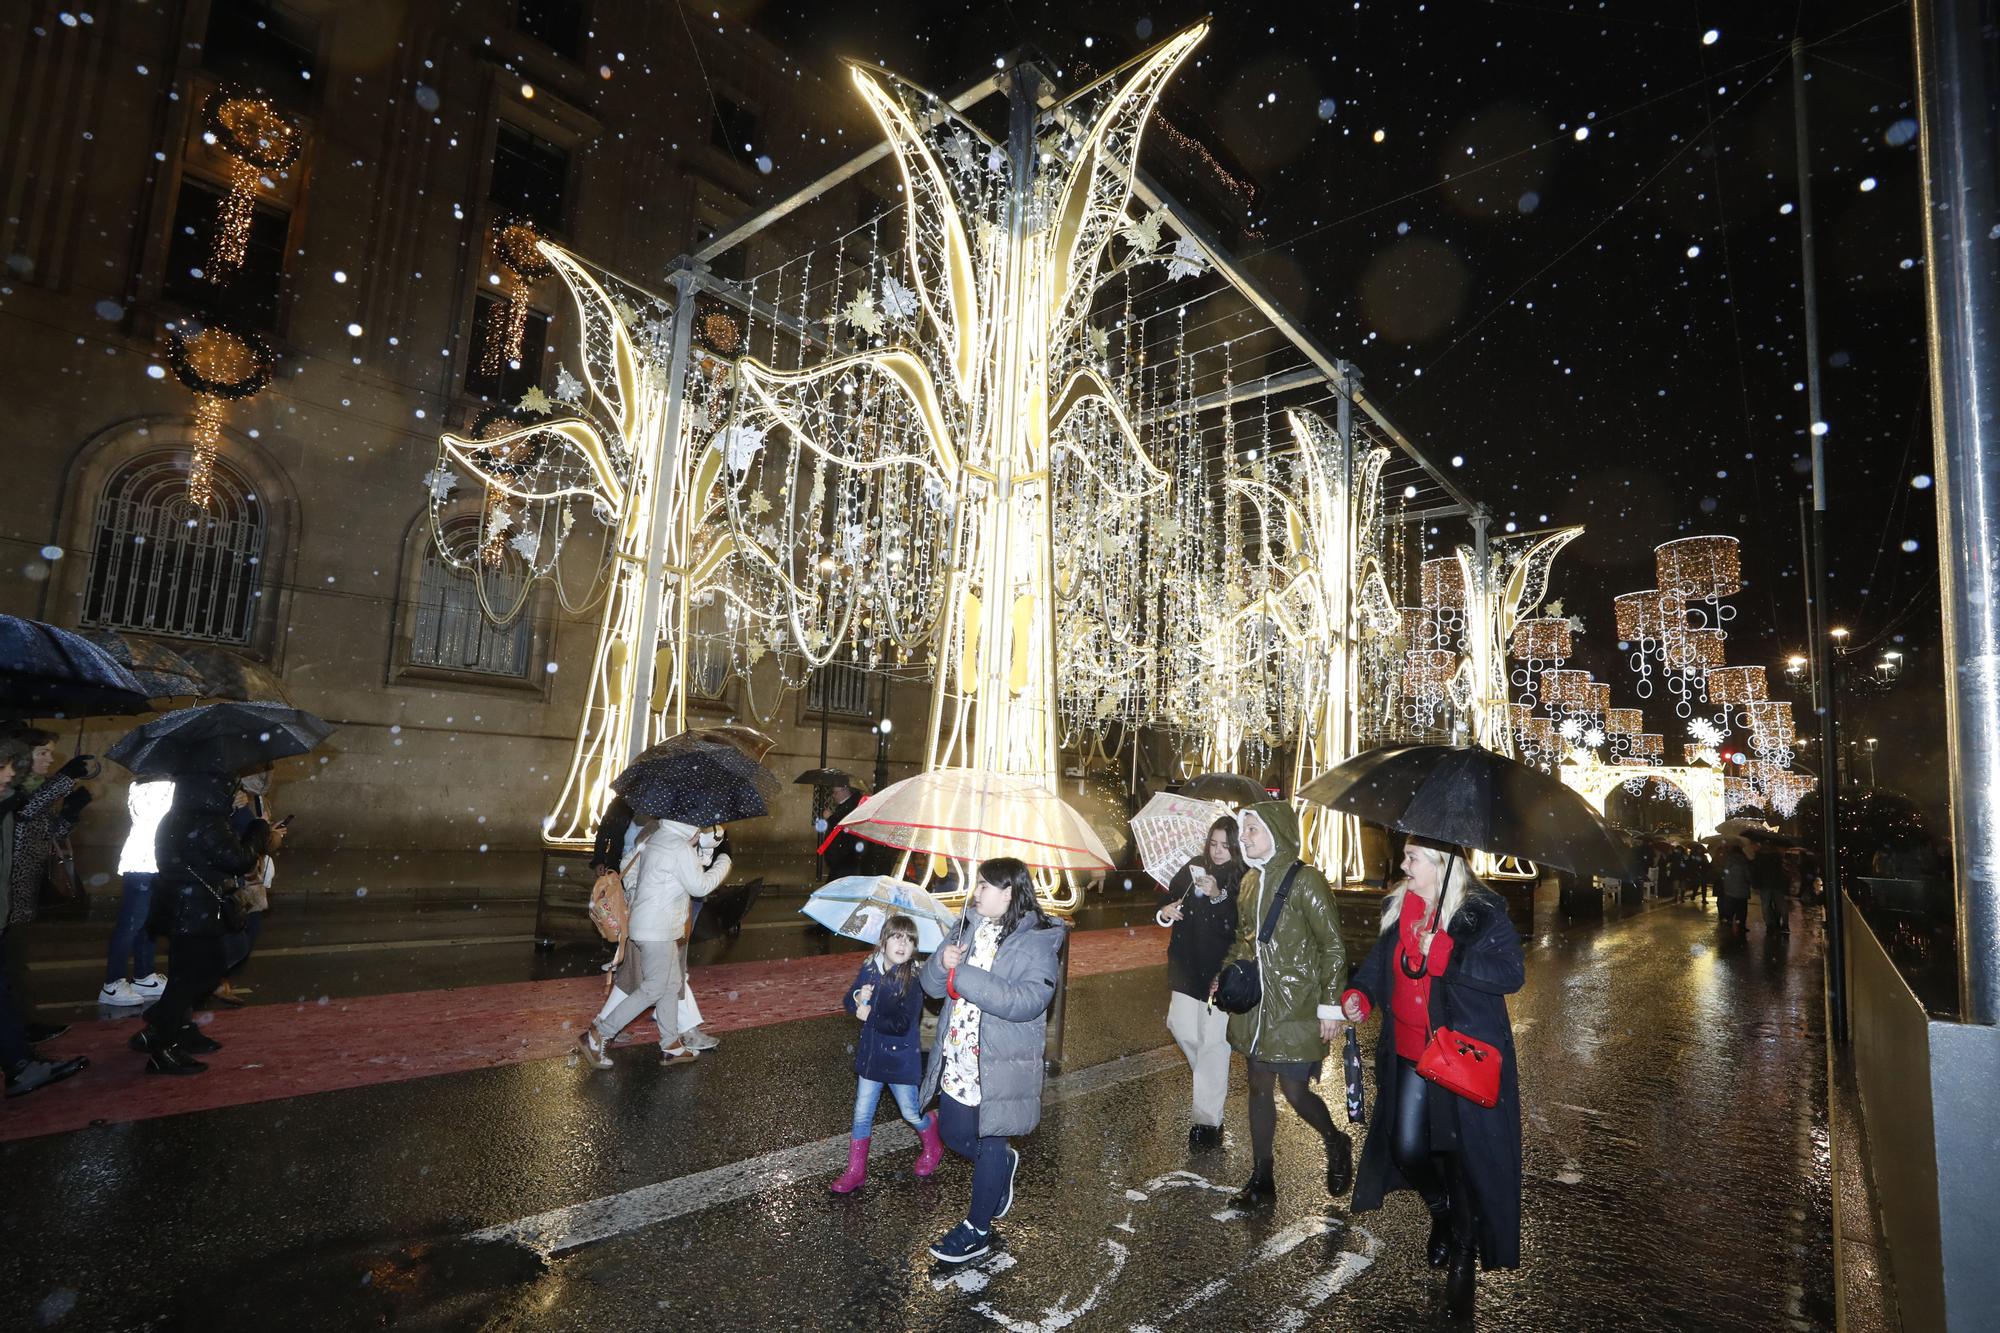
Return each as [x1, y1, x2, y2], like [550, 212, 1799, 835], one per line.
[1389, 1056, 1474, 1241]
[1246, 1060, 1342, 1167]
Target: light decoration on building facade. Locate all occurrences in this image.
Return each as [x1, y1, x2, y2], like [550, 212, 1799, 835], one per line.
[483, 216, 555, 376]
[200, 90, 299, 275]
[167, 320, 274, 508]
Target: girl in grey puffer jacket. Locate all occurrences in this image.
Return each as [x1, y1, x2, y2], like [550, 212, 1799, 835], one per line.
[918, 858, 1066, 1265]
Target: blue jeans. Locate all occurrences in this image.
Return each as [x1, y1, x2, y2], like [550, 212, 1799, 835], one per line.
[851, 1076, 927, 1139]
[939, 1093, 1013, 1229]
[104, 873, 158, 986]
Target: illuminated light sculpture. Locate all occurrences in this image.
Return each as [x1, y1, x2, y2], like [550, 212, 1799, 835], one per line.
[1761, 768, 1816, 818]
[201, 90, 300, 275]
[1614, 588, 1666, 699]
[1540, 668, 1592, 711]
[1706, 665, 1769, 706]
[167, 319, 274, 508]
[1560, 749, 1729, 842]
[734, 27, 1208, 795]
[1605, 707, 1643, 735]
[1510, 616, 1572, 664]
[1628, 732, 1665, 761]
[1517, 715, 1559, 769]
[483, 216, 556, 375]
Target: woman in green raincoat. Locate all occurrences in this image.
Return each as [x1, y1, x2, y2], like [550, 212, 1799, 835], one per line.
[1212, 800, 1351, 1210]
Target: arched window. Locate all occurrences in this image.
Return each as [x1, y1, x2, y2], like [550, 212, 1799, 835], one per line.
[406, 515, 532, 678]
[81, 452, 265, 644]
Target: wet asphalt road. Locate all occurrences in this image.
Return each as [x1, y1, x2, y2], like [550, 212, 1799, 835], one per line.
[1, 897, 1833, 1332]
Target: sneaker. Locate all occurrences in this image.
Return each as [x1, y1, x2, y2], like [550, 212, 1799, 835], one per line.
[6, 1055, 88, 1097]
[131, 973, 168, 997]
[927, 1220, 992, 1265]
[575, 1031, 613, 1070]
[98, 981, 146, 1008]
[682, 1027, 719, 1052]
[658, 1045, 698, 1067]
[993, 1146, 1020, 1219]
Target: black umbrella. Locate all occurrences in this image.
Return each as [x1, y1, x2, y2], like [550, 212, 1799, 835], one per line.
[0, 615, 150, 719]
[1299, 744, 1630, 878]
[795, 767, 857, 786]
[613, 739, 780, 825]
[106, 701, 334, 777]
[1183, 772, 1270, 806]
[80, 631, 206, 701]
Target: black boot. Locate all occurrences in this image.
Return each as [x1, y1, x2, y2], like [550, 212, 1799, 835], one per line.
[1229, 1165, 1276, 1211]
[176, 1024, 222, 1055]
[1425, 1202, 1454, 1268]
[1323, 1128, 1353, 1196]
[144, 1045, 207, 1077]
[1446, 1242, 1476, 1319]
[1188, 1123, 1222, 1152]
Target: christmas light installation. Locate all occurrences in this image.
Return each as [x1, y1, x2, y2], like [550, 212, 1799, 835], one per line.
[201, 90, 299, 275]
[167, 319, 274, 508]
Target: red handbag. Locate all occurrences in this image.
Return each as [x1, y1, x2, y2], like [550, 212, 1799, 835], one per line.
[1416, 1025, 1502, 1109]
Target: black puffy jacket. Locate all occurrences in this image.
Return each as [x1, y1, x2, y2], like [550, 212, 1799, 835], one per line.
[155, 772, 257, 937]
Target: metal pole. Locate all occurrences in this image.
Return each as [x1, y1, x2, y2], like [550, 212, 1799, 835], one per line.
[624, 268, 703, 764]
[1911, 0, 2000, 1025]
[1792, 38, 1847, 1042]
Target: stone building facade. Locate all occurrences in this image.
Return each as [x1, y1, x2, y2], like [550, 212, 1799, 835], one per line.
[0, 0, 928, 898]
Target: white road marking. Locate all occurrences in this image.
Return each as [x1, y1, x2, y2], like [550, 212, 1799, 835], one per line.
[1269, 1228, 1383, 1332]
[932, 1252, 1018, 1294]
[467, 1046, 1185, 1256]
[972, 1239, 1128, 1332]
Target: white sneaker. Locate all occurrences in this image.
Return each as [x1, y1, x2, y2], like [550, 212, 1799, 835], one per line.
[97, 981, 145, 1007]
[682, 1027, 719, 1052]
[131, 973, 167, 996]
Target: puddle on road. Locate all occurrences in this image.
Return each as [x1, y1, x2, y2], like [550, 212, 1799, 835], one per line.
[175, 1232, 546, 1331]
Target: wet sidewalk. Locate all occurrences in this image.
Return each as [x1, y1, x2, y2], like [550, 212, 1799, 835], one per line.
[0, 897, 1835, 1332]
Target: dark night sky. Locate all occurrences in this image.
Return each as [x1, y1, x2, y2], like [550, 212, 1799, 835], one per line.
[730, 0, 1943, 812]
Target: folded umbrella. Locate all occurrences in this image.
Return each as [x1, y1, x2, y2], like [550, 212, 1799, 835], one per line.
[1130, 791, 1227, 887]
[1299, 744, 1629, 879]
[833, 767, 1113, 872]
[1182, 772, 1270, 806]
[611, 740, 780, 826]
[1343, 1026, 1367, 1124]
[0, 615, 150, 719]
[801, 875, 955, 952]
[107, 701, 334, 777]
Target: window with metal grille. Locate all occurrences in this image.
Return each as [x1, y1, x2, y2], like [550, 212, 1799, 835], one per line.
[465, 293, 550, 402]
[407, 518, 532, 677]
[82, 453, 265, 645]
[161, 177, 290, 332]
[489, 122, 569, 231]
[806, 661, 873, 717]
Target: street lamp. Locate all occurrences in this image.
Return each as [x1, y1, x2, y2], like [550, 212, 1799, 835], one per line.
[874, 716, 893, 793]
[1786, 653, 1809, 680]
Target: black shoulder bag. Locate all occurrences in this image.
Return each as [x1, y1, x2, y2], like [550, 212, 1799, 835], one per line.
[1211, 863, 1301, 1014]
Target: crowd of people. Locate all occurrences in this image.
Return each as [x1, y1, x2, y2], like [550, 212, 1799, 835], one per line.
[1, 725, 285, 1096]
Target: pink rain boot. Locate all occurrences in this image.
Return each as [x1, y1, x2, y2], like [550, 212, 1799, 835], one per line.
[829, 1136, 870, 1194]
[913, 1114, 944, 1178]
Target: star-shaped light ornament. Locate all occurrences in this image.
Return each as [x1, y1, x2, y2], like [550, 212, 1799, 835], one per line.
[1087, 325, 1112, 360]
[424, 465, 460, 501]
[943, 130, 978, 174]
[746, 491, 772, 516]
[844, 292, 885, 337]
[1165, 234, 1207, 282]
[611, 298, 640, 328]
[487, 504, 515, 535]
[517, 385, 553, 414]
[879, 275, 919, 324]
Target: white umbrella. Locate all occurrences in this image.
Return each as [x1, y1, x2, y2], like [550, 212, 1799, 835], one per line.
[832, 767, 1114, 872]
[801, 875, 955, 952]
[1130, 791, 1227, 887]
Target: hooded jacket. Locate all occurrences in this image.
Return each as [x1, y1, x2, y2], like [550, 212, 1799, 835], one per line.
[621, 818, 730, 942]
[1220, 801, 1347, 1066]
[155, 772, 257, 937]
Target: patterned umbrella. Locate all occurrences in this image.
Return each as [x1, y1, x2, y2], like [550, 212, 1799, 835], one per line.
[801, 875, 955, 952]
[1130, 791, 1228, 887]
[175, 645, 291, 704]
[610, 738, 780, 825]
[0, 615, 149, 719]
[832, 767, 1113, 872]
[106, 700, 334, 776]
[80, 631, 206, 700]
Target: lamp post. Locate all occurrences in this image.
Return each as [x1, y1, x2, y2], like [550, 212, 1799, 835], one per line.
[874, 717, 893, 794]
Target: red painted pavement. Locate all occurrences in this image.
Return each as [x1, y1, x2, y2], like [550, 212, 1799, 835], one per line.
[1, 924, 1171, 1143]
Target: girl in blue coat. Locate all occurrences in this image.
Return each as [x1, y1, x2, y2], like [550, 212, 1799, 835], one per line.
[829, 914, 945, 1193]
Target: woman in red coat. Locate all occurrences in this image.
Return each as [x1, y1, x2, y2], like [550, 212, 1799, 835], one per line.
[1341, 839, 1524, 1320]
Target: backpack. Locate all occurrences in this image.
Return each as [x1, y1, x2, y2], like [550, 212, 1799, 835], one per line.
[589, 870, 629, 942]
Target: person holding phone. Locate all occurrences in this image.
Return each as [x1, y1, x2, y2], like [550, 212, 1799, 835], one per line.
[1156, 815, 1243, 1151]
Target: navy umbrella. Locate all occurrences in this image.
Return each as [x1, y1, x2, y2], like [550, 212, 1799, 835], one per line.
[0, 615, 150, 719]
[611, 736, 780, 825]
[107, 701, 334, 777]
[1299, 743, 1629, 879]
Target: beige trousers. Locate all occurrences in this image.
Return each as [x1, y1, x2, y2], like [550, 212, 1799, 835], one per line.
[1167, 989, 1232, 1128]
